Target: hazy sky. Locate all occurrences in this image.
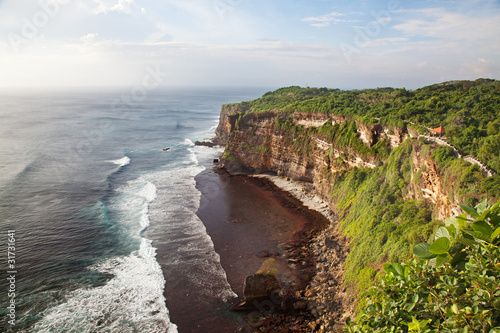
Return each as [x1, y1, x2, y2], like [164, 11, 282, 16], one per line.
[1, 0, 499, 89]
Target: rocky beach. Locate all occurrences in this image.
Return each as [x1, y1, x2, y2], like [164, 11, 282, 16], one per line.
[193, 164, 350, 332]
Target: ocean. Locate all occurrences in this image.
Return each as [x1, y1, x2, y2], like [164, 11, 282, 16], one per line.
[0, 87, 268, 332]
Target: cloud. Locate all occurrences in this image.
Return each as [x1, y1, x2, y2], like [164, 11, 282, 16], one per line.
[362, 37, 409, 48]
[302, 12, 349, 28]
[393, 7, 500, 43]
[144, 23, 173, 43]
[0, 0, 498, 89]
[92, 0, 134, 14]
[80, 33, 99, 43]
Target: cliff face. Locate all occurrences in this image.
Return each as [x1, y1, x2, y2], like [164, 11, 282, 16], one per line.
[215, 106, 458, 218]
[214, 105, 481, 331]
[213, 104, 242, 145]
[408, 146, 462, 220]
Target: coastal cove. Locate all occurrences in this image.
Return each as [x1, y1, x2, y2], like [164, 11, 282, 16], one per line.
[188, 167, 332, 332]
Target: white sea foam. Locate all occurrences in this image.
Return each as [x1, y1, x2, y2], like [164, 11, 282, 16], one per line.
[192, 145, 224, 167]
[32, 177, 176, 333]
[180, 138, 194, 146]
[32, 145, 234, 332]
[138, 181, 157, 204]
[32, 241, 177, 333]
[184, 147, 198, 165]
[145, 155, 237, 302]
[109, 156, 131, 167]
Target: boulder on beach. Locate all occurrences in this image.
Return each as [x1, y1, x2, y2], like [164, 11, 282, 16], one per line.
[243, 273, 281, 303]
[232, 258, 282, 311]
[244, 258, 281, 303]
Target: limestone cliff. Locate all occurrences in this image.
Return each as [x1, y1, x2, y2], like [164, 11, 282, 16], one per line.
[408, 144, 462, 220]
[214, 105, 460, 219]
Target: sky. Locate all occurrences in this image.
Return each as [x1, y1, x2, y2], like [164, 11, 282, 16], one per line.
[0, 0, 499, 89]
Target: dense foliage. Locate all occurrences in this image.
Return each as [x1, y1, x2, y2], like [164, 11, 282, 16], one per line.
[345, 200, 500, 332]
[234, 79, 500, 172]
[333, 141, 437, 285]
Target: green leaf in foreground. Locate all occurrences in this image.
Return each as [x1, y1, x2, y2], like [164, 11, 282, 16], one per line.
[346, 199, 500, 333]
[406, 317, 431, 331]
[413, 243, 437, 259]
[429, 237, 451, 254]
[460, 204, 480, 218]
[435, 226, 450, 240]
[435, 253, 449, 267]
[457, 237, 478, 246]
[383, 263, 405, 276]
[491, 227, 500, 241]
[471, 220, 493, 237]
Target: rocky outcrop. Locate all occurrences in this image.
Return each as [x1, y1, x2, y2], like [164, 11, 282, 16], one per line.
[213, 104, 244, 145]
[409, 146, 462, 220]
[194, 140, 216, 147]
[243, 273, 281, 303]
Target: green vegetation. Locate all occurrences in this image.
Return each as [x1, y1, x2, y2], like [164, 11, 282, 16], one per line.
[329, 139, 498, 296]
[235, 79, 500, 172]
[431, 146, 500, 206]
[239, 142, 270, 154]
[229, 86, 335, 112]
[223, 150, 236, 161]
[345, 200, 500, 332]
[333, 140, 439, 287]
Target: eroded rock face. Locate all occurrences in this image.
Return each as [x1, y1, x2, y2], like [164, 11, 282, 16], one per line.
[409, 147, 462, 220]
[214, 105, 462, 221]
[213, 104, 243, 145]
[243, 273, 281, 303]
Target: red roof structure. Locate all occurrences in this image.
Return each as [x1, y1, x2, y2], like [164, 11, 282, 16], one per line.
[430, 126, 445, 135]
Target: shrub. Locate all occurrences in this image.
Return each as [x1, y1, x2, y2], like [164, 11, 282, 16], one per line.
[345, 199, 500, 333]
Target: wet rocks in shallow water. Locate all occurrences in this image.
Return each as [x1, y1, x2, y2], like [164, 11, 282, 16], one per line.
[194, 140, 216, 147]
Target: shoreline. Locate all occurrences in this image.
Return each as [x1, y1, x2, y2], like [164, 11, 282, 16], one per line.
[256, 174, 352, 331]
[195, 165, 347, 332]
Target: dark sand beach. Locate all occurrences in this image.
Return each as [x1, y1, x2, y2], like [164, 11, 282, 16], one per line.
[183, 167, 330, 332]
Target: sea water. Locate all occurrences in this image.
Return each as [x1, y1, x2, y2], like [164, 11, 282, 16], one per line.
[0, 87, 267, 332]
